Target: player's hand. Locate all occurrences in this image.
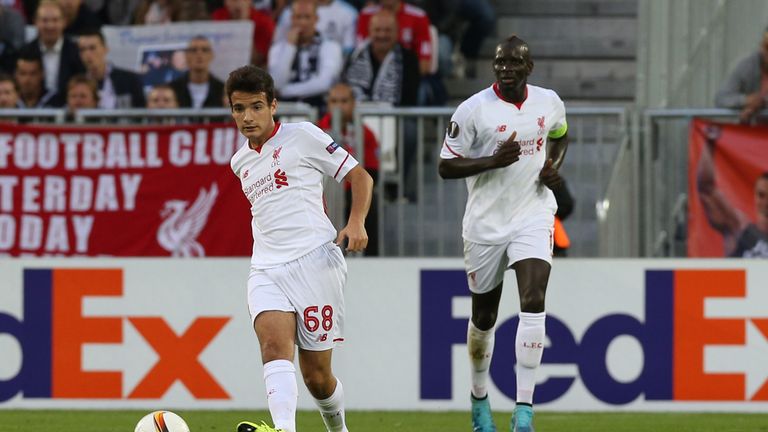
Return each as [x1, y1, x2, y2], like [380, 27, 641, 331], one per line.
[491, 131, 521, 168]
[335, 221, 368, 252]
[539, 158, 563, 190]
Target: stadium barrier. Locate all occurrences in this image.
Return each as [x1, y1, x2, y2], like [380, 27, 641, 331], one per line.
[6, 106, 757, 258]
[1, 258, 765, 410]
[640, 109, 749, 257]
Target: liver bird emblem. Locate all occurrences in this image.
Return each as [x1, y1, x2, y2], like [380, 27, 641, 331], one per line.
[157, 183, 219, 257]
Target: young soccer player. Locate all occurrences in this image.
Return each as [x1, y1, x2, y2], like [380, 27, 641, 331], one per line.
[438, 35, 569, 432]
[228, 65, 373, 432]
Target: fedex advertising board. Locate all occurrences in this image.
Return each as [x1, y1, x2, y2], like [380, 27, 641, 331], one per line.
[0, 259, 766, 411]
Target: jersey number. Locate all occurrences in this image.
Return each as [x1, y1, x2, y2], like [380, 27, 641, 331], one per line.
[303, 305, 334, 332]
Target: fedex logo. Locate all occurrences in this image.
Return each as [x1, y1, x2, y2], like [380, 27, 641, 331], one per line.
[0, 268, 230, 402]
[420, 269, 768, 404]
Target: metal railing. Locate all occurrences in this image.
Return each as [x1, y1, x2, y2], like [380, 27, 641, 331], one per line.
[0, 105, 660, 258]
[640, 108, 748, 257]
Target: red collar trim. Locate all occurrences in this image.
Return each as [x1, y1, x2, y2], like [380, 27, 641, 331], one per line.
[250, 121, 281, 153]
[493, 82, 527, 109]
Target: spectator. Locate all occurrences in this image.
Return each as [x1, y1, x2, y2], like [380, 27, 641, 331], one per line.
[14, 50, 61, 107]
[65, 73, 98, 113]
[97, 0, 141, 25]
[0, 37, 18, 75]
[78, 30, 145, 108]
[419, 0, 493, 79]
[344, 9, 418, 106]
[356, 0, 432, 76]
[0, 72, 20, 108]
[0, 5, 25, 50]
[22, 0, 85, 99]
[268, 0, 343, 110]
[211, 0, 274, 67]
[169, 36, 225, 108]
[146, 83, 179, 108]
[317, 82, 380, 255]
[133, 0, 181, 24]
[715, 27, 768, 124]
[175, 0, 209, 21]
[59, 0, 102, 36]
[273, 0, 358, 55]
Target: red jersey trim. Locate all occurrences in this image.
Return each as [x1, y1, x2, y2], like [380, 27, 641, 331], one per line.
[443, 141, 463, 158]
[251, 121, 281, 153]
[334, 153, 350, 179]
[493, 83, 528, 110]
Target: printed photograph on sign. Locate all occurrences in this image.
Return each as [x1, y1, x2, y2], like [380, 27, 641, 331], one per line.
[138, 45, 187, 91]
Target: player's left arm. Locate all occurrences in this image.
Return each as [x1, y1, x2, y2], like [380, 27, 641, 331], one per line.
[539, 99, 569, 189]
[336, 165, 373, 252]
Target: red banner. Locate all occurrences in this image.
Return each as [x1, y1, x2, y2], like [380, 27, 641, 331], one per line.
[687, 119, 768, 257]
[0, 123, 252, 257]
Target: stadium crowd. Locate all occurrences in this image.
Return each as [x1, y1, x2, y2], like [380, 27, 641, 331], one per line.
[0, 0, 496, 114]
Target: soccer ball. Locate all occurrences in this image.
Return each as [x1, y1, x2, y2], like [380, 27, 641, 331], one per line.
[135, 411, 191, 432]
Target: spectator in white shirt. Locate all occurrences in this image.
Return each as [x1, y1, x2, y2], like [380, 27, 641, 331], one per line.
[268, 0, 343, 111]
[78, 29, 146, 108]
[273, 0, 358, 54]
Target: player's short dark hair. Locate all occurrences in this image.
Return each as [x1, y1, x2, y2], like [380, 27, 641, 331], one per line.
[78, 29, 107, 45]
[225, 65, 275, 106]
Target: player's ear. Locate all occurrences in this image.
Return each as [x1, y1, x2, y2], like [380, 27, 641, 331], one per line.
[527, 60, 534, 75]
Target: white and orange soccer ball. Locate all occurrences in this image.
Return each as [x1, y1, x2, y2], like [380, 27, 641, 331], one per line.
[135, 410, 191, 432]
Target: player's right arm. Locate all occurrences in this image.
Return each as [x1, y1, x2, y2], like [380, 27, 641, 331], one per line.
[438, 101, 521, 179]
[439, 132, 521, 179]
[696, 127, 745, 237]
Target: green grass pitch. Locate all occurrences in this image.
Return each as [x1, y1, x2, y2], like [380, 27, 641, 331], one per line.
[0, 410, 766, 431]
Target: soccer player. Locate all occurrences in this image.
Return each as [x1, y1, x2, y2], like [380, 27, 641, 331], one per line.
[438, 35, 569, 432]
[228, 65, 373, 432]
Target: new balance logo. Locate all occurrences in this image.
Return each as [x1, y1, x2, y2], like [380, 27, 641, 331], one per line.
[496, 124, 507, 133]
[274, 169, 289, 188]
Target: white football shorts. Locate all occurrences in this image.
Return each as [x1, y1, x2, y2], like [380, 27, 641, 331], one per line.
[247, 242, 347, 351]
[463, 211, 555, 294]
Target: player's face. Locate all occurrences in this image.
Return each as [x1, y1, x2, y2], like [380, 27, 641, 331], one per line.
[78, 36, 107, 71]
[0, 81, 19, 108]
[493, 41, 533, 92]
[230, 91, 277, 145]
[67, 83, 97, 111]
[755, 178, 768, 220]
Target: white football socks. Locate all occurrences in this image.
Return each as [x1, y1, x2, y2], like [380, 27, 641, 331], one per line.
[515, 312, 546, 404]
[263, 359, 298, 432]
[467, 320, 495, 399]
[314, 378, 348, 432]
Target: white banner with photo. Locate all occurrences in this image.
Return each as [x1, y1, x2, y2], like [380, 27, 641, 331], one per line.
[102, 22, 254, 91]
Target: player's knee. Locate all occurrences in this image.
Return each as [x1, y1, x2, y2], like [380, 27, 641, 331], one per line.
[472, 311, 497, 330]
[520, 289, 545, 313]
[302, 369, 335, 398]
[260, 340, 292, 363]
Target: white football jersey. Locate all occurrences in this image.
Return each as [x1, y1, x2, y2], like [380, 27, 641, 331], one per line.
[231, 122, 358, 268]
[440, 83, 568, 244]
